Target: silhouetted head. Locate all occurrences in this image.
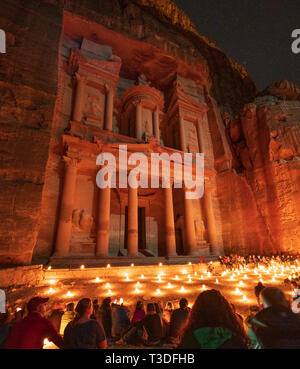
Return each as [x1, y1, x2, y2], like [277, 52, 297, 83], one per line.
[75, 298, 92, 320]
[146, 303, 156, 314]
[66, 302, 74, 311]
[179, 298, 188, 309]
[135, 301, 144, 311]
[260, 287, 288, 308]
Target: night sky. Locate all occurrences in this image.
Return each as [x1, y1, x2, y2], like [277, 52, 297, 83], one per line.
[173, 0, 300, 90]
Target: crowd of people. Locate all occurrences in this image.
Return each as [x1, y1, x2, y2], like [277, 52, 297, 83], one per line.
[1, 283, 300, 349]
[218, 253, 299, 271]
[1, 254, 300, 349]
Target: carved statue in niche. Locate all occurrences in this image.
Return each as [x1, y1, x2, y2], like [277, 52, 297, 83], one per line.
[84, 95, 101, 118]
[143, 119, 153, 142]
[195, 219, 206, 241]
[72, 209, 94, 235]
[136, 73, 149, 86]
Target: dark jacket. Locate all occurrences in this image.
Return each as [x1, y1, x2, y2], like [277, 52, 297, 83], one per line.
[179, 326, 247, 349]
[169, 308, 189, 338]
[249, 305, 300, 349]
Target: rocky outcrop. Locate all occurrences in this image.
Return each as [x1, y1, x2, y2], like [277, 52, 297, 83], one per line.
[223, 83, 300, 254]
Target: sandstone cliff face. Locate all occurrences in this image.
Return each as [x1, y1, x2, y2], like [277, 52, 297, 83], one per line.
[0, 1, 62, 266]
[0, 0, 289, 266]
[223, 84, 300, 254]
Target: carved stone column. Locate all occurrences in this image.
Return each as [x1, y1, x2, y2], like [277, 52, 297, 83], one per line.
[203, 182, 219, 254]
[96, 186, 111, 257]
[54, 156, 78, 256]
[196, 117, 204, 153]
[135, 100, 143, 140]
[72, 73, 86, 123]
[104, 84, 114, 131]
[127, 186, 138, 257]
[179, 117, 187, 152]
[164, 184, 177, 257]
[184, 189, 198, 256]
[153, 106, 160, 142]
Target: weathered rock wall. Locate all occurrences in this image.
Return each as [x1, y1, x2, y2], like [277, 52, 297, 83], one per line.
[0, 0, 63, 266]
[224, 97, 300, 254]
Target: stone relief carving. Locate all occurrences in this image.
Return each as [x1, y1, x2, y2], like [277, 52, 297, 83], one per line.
[84, 95, 101, 118]
[195, 219, 206, 241]
[72, 209, 94, 233]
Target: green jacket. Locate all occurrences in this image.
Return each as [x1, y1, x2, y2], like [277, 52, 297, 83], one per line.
[180, 327, 234, 349]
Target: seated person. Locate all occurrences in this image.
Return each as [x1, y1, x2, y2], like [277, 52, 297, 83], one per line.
[168, 298, 190, 343]
[124, 303, 162, 346]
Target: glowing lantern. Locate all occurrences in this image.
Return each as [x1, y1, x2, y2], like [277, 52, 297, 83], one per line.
[107, 264, 111, 268]
[131, 263, 134, 267]
[80, 265, 85, 270]
[47, 266, 51, 271]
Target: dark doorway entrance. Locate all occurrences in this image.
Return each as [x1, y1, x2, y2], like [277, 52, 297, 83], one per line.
[124, 206, 146, 250]
[175, 228, 184, 255]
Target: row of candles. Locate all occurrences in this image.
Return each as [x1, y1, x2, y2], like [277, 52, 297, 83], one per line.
[44, 260, 299, 305]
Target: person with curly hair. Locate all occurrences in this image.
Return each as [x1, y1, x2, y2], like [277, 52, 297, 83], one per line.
[179, 289, 249, 349]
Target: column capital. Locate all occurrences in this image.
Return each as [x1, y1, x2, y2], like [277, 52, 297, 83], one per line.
[74, 72, 87, 84]
[104, 83, 115, 94]
[132, 97, 142, 107]
[63, 155, 80, 169]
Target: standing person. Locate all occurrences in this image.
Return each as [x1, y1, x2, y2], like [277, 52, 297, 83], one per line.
[64, 298, 107, 349]
[254, 282, 265, 307]
[6, 296, 64, 349]
[179, 290, 249, 349]
[100, 297, 112, 339]
[248, 287, 300, 349]
[60, 303, 75, 335]
[169, 298, 190, 343]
